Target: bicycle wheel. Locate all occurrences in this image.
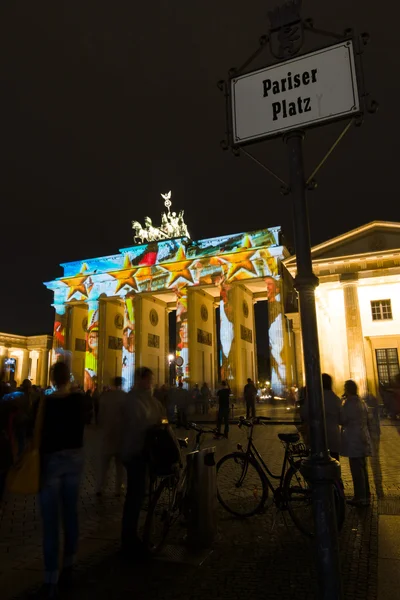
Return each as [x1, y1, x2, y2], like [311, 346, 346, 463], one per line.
[217, 452, 268, 518]
[284, 463, 345, 537]
[143, 476, 175, 553]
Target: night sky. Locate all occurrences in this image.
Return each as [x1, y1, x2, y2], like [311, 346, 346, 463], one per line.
[0, 1, 397, 336]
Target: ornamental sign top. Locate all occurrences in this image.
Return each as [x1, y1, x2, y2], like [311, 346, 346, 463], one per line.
[231, 40, 360, 144]
[132, 191, 190, 244]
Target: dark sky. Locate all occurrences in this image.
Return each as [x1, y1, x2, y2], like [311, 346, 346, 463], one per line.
[0, 1, 397, 336]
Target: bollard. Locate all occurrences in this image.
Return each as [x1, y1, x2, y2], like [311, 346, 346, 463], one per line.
[185, 447, 217, 549]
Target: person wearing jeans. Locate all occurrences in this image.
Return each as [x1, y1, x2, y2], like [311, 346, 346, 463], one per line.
[39, 362, 92, 599]
[40, 450, 83, 583]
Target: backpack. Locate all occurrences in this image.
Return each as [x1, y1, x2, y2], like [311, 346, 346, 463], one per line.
[145, 423, 182, 476]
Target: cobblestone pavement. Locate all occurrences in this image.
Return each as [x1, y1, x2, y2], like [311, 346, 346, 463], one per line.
[1, 420, 399, 599]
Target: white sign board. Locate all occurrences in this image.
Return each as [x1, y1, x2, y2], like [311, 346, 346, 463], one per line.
[231, 41, 360, 144]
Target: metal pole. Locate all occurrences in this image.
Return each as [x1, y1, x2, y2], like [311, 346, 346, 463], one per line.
[285, 130, 343, 600]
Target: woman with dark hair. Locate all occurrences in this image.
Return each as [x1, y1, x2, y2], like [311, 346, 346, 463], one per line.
[341, 379, 372, 507]
[39, 361, 92, 598]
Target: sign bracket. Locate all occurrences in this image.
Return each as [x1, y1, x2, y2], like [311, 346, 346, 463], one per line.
[305, 118, 355, 190]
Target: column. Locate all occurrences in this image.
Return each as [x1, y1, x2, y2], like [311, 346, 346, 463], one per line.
[219, 281, 236, 392]
[52, 303, 68, 361]
[213, 299, 220, 391]
[267, 276, 287, 396]
[39, 349, 50, 387]
[84, 300, 100, 392]
[290, 313, 304, 388]
[176, 286, 189, 385]
[20, 349, 30, 382]
[341, 274, 368, 397]
[97, 300, 107, 389]
[122, 294, 136, 391]
[252, 298, 258, 385]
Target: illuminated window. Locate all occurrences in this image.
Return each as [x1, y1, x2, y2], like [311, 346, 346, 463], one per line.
[376, 348, 399, 387]
[371, 299, 392, 321]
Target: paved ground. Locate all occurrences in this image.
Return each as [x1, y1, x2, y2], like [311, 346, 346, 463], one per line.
[1, 418, 399, 599]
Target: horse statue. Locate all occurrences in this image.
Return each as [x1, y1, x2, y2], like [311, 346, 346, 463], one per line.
[132, 221, 149, 244]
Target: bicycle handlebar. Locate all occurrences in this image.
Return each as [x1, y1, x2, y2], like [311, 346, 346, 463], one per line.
[188, 422, 223, 437]
[238, 415, 272, 428]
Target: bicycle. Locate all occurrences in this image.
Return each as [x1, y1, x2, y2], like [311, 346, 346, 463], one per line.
[142, 423, 220, 553]
[216, 416, 345, 537]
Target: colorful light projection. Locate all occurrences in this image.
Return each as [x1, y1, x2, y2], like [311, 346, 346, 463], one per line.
[122, 294, 135, 391]
[175, 285, 189, 382]
[84, 302, 99, 392]
[45, 227, 284, 390]
[265, 276, 286, 395]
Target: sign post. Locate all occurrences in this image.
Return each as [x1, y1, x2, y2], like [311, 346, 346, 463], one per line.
[219, 2, 376, 598]
[285, 129, 342, 599]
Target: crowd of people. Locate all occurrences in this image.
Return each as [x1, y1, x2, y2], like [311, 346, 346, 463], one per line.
[0, 366, 237, 598]
[0, 366, 387, 598]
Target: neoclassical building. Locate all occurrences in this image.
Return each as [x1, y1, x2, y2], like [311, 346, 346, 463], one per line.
[0, 332, 52, 387]
[44, 217, 297, 396]
[285, 221, 400, 397]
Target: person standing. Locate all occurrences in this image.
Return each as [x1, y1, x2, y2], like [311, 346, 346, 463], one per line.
[341, 380, 372, 507]
[192, 383, 202, 414]
[216, 381, 230, 439]
[120, 367, 163, 557]
[96, 377, 126, 497]
[39, 362, 92, 598]
[244, 378, 257, 419]
[301, 374, 341, 460]
[175, 381, 190, 428]
[200, 382, 211, 415]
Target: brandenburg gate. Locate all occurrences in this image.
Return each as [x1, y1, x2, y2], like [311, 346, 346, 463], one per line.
[45, 194, 296, 396]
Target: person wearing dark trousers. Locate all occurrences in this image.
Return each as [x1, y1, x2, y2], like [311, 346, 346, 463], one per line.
[216, 381, 230, 439]
[120, 367, 163, 557]
[244, 378, 257, 419]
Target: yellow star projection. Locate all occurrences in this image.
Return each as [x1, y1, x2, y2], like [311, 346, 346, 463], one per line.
[134, 265, 155, 284]
[164, 245, 194, 287]
[61, 264, 89, 300]
[109, 255, 138, 293]
[220, 237, 258, 281]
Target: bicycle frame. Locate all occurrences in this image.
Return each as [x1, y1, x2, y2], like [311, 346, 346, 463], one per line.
[238, 423, 298, 495]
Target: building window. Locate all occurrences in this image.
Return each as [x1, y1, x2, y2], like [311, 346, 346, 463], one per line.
[375, 348, 399, 387]
[371, 299, 392, 321]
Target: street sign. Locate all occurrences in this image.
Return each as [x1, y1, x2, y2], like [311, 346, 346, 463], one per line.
[231, 40, 360, 144]
[175, 355, 184, 367]
[176, 367, 183, 376]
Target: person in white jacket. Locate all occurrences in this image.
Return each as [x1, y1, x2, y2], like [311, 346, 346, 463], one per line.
[341, 380, 372, 507]
[120, 367, 163, 556]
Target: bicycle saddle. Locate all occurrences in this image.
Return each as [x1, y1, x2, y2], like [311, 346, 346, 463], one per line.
[178, 437, 189, 448]
[278, 432, 300, 444]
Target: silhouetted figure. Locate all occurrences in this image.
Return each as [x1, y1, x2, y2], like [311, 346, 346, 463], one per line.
[120, 367, 163, 557]
[216, 381, 230, 439]
[244, 378, 257, 419]
[96, 377, 126, 497]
